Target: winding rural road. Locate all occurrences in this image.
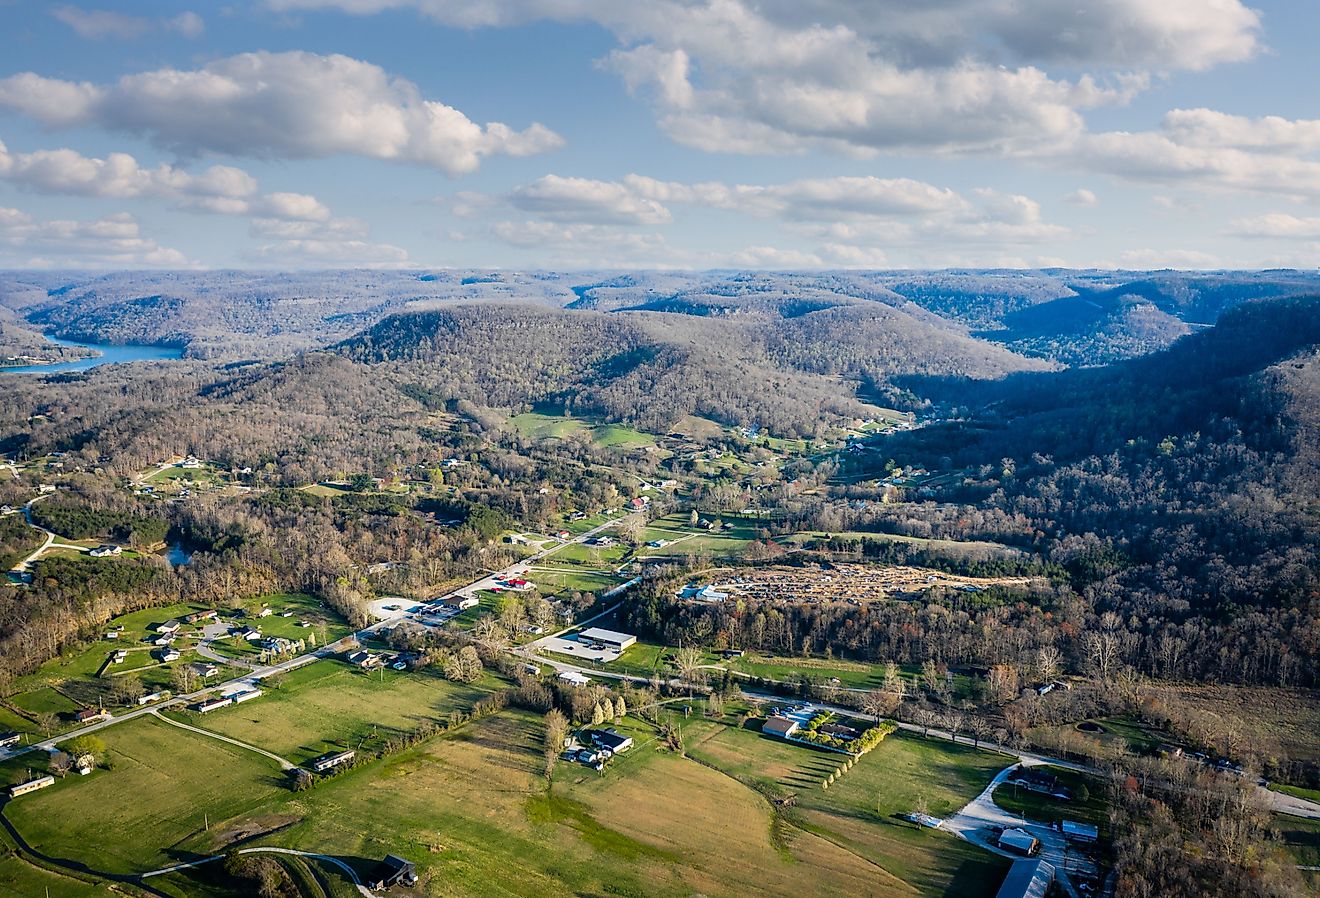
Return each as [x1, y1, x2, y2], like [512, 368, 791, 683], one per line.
[9, 494, 56, 575]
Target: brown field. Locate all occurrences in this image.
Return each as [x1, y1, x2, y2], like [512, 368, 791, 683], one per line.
[1149, 685, 1320, 761]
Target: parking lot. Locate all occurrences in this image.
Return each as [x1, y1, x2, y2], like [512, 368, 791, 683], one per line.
[531, 634, 622, 663]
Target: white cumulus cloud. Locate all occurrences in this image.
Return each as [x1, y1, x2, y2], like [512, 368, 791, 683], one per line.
[0, 51, 563, 175]
[0, 207, 192, 268]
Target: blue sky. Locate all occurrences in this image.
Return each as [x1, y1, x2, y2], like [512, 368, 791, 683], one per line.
[0, 0, 1317, 269]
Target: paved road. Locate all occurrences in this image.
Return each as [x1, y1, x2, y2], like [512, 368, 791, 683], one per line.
[9, 494, 55, 575]
[150, 710, 296, 771]
[513, 642, 1320, 823]
[0, 514, 625, 764]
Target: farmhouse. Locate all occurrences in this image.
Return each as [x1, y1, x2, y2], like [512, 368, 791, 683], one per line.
[347, 650, 384, 669]
[761, 716, 800, 739]
[156, 620, 181, 635]
[74, 708, 107, 723]
[185, 609, 218, 623]
[993, 859, 1054, 898]
[367, 855, 418, 890]
[310, 749, 356, 773]
[998, 828, 1040, 856]
[8, 775, 55, 798]
[586, 728, 633, 753]
[192, 696, 231, 713]
[89, 544, 123, 558]
[157, 648, 181, 663]
[577, 627, 637, 651]
[0, 731, 20, 749]
[193, 662, 219, 678]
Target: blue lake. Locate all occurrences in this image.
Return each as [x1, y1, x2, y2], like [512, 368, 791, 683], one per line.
[1, 335, 183, 374]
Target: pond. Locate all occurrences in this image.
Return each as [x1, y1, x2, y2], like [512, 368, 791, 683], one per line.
[1, 335, 184, 375]
[163, 543, 193, 567]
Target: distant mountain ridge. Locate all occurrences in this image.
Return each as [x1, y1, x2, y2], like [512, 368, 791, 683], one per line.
[5, 268, 1320, 370]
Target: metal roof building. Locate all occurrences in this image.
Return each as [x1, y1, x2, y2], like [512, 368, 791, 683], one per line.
[994, 858, 1054, 898]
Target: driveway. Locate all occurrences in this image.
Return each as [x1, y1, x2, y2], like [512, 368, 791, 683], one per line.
[942, 762, 1096, 898]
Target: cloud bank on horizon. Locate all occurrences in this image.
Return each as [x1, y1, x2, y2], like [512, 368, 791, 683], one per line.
[0, 0, 1315, 269]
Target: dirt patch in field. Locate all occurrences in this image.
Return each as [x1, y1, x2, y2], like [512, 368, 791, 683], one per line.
[209, 813, 303, 850]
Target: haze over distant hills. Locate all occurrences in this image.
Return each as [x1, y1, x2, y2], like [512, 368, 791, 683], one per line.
[3, 269, 1318, 368]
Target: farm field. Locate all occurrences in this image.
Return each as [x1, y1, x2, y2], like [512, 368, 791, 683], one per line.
[637, 513, 765, 558]
[510, 412, 656, 449]
[547, 540, 631, 566]
[4, 715, 286, 875]
[187, 708, 980, 898]
[183, 659, 493, 765]
[0, 848, 121, 898]
[1150, 685, 1320, 761]
[681, 712, 1010, 898]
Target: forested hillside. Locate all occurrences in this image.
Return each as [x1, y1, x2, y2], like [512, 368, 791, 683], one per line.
[337, 301, 1050, 436]
[848, 295, 1320, 686]
[7, 268, 1320, 369]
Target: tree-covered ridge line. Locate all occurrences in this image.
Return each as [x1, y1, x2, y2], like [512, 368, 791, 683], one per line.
[6, 268, 1320, 369]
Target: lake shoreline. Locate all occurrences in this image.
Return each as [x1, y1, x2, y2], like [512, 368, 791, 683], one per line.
[0, 334, 183, 375]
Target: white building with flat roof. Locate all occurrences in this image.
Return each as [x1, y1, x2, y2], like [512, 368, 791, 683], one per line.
[577, 628, 637, 651]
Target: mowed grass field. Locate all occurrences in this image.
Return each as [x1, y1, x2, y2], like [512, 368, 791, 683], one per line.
[199, 709, 974, 898]
[525, 566, 622, 596]
[510, 412, 656, 449]
[5, 715, 286, 875]
[185, 660, 491, 765]
[683, 717, 1010, 898]
[2, 686, 1013, 898]
[0, 848, 121, 898]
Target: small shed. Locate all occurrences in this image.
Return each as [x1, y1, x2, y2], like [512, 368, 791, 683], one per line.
[1062, 820, 1099, 844]
[367, 855, 417, 889]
